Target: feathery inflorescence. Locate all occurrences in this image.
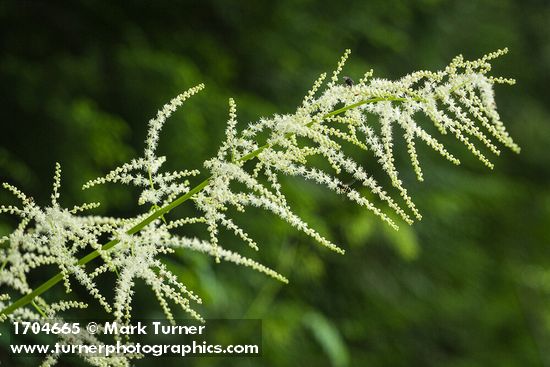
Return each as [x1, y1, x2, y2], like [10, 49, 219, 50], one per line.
[0, 49, 518, 366]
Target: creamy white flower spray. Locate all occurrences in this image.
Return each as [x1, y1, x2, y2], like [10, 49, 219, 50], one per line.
[0, 49, 518, 366]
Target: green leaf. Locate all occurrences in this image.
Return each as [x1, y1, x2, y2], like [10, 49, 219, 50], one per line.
[302, 311, 349, 367]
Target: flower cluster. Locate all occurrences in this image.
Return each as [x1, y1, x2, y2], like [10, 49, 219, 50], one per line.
[0, 164, 119, 312]
[0, 49, 518, 366]
[83, 84, 205, 208]
[191, 48, 518, 260]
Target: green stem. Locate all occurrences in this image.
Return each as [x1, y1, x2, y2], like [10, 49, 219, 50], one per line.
[0, 94, 415, 318]
[31, 300, 47, 318]
[0, 259, 7, 272]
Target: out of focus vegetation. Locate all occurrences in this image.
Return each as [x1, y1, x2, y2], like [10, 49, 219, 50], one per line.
[1, 1, 549, 366]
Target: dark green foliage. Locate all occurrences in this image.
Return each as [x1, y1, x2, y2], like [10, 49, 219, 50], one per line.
[0, 1, 549, 366]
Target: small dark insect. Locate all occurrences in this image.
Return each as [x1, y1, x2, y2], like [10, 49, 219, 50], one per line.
[343, 76, 355, 87]
[337, 179, 357, 194]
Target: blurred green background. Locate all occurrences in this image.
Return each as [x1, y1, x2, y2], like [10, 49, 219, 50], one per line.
[0, 0, 549, 366]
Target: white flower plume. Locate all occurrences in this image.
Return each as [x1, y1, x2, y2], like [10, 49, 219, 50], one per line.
[0, 49, 518, 366]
